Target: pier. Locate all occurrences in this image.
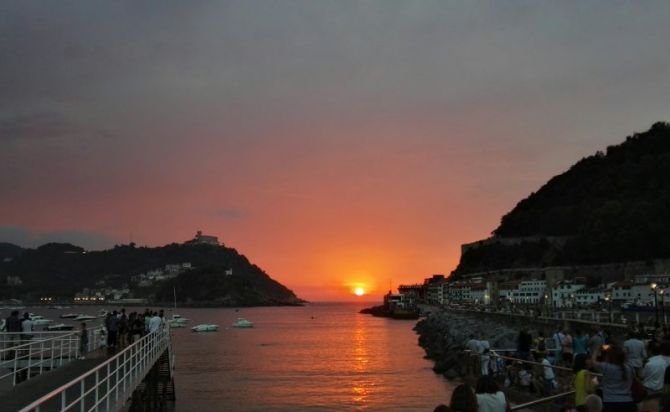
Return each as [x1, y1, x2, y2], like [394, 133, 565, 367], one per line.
[0, 328, 175, 411]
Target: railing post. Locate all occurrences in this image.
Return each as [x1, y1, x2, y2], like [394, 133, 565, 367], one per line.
[12, 345, 18, 385]
[50, 338, 55, 371]
[106, 362, 111, 411]
[115, 355, 119, 405]
[95, 369, 99, 410]
[80, 380, 85, 412]
[39, 338, 45, 376]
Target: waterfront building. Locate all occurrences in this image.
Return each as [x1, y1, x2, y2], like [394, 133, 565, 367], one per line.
[398, 284, 424, 306]
[552, 280, 586, 308]
[574, 286, 606, 306]
[424, 274, 447, 305]
[509, 280, 546, 304]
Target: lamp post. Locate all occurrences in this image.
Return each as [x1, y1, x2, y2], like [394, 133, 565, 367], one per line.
[661, 288, 666, 326]
[544, 293, 549, 317]
[652, 283, 659, 327]
[604, 294, 612, 323]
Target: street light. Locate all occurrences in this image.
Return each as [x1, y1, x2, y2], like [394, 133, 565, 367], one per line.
[652, 283, 659, 327]
[660, 288, 666, 326]
[544, 293, 549, 317]
[604, 294, 612, 323]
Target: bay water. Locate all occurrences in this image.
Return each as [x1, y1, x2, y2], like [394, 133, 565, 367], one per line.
[171, 302, 453, 411]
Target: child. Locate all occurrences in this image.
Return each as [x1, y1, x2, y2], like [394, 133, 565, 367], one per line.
[79, 322, 89, 360]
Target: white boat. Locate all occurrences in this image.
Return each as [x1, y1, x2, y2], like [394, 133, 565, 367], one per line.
[30, 315, 52, 326]
[74, 314, 97, 321]
[231, 317, 253, 328]
[168, 287, 190, 328]
[191, 324, 218, 332]
[46, 323, 74, 331]
[60, 313, 80, 319]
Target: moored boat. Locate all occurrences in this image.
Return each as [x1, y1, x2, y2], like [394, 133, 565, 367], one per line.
[191, 324, 218, 332]
[60, 313, 80, 319]
[74, 314, 97, 321]
[232, 317, 254, 328]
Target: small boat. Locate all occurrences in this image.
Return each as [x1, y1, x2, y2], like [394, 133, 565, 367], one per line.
[60, 313, 80, 319]
[30, 315, 53, 326]
[232, 318, 254, 328]
[168, 288, 190, 328]
[191, 324, 218, 332]
[74, 314, 97, 321]
[46, 323, 74, 331]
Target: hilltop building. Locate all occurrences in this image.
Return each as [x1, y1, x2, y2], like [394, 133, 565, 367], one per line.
[185, 230, 219, 246]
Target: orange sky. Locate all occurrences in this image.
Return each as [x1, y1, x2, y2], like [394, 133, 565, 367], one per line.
[1, 2, 669, 301]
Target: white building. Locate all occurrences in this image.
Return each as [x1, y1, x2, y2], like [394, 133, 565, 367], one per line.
[510, 280, 546, 304]
[552, 280, 586, 308]
[574, 287, 606, 306]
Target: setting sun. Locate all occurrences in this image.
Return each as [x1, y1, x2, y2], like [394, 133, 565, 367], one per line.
[354, 287, 365, 296]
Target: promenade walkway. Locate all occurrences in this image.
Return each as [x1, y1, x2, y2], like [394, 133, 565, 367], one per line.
[0, 328, 173, 411]
[0, 350, 109, 411]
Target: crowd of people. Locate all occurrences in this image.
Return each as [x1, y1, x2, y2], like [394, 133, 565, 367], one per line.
[99, 308, 166, 353]
[445, 324, 670, 412]
[2, 308, 169, 362]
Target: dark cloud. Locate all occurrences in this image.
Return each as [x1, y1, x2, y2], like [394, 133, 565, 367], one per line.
[0, 226, 116, 250]
[0, 111, 113, 141]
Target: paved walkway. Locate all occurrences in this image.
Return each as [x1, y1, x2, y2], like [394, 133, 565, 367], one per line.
[0, 349, 113, 411]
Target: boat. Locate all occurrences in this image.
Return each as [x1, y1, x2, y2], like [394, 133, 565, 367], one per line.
[74, 314, 97, 321]
[30, 315, 53, 326]
[191, 324, 218, 332]
[169, 287, 190, 328]
[60, 313, 80, 319]
[168, 314, 190, 328]
[46, 323, 74, 331]
[232, 317, 254, 328]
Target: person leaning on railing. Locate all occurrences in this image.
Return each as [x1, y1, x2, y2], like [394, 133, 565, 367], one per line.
[573, 353, 596, 412]
[590, 344, 636, 412]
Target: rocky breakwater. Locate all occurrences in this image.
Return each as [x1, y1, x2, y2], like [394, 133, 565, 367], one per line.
[414, 310, 517, 380]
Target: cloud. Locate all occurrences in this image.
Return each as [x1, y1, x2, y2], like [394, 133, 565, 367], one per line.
[0, 226, 116, 250]
[0, 111, 113, 141]
[212, 208, 248, 220]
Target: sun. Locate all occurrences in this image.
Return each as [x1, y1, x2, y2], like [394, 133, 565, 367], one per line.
[354, 287, 365, 296]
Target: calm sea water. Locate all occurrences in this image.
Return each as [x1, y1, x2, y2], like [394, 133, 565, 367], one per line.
[171, 302, 452, 411]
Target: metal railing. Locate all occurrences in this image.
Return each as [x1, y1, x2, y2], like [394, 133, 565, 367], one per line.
[0, 328, 105, 387]
[463, 350, 597, 410]
[18, 327, 172, 412]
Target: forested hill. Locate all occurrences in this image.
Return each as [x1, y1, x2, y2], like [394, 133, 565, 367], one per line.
[0, 242, 303, 306]
[455, 122, 670, 273]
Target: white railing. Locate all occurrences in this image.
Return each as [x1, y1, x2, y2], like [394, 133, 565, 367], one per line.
[18, 327, 172, 412]
[0, 328, 105, 387]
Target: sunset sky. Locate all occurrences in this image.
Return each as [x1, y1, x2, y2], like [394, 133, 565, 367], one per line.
[1, 2, 669, 301]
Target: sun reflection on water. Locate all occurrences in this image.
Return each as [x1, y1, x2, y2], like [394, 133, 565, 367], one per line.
[351, 314, 371, 408]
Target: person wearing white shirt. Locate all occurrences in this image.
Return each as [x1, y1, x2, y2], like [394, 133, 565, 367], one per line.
[21, 312, 33, 342]
[148, 313, 162, 333]
[475, 375, 507, 412]
[542, 356, 556, 395]
[642, 342, 670, 393]
[624, 333, 647, 371]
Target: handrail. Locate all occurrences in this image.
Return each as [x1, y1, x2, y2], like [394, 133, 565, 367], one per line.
[0, 327, 105, 386]
[18, 327, 171, 412]
[510, 390, 575, 410]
